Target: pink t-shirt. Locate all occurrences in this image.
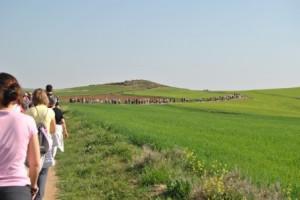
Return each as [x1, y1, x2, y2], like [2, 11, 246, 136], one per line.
[0, 110, 37, 186]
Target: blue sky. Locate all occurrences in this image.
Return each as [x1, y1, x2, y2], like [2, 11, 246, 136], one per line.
[0, 0, 299, 90]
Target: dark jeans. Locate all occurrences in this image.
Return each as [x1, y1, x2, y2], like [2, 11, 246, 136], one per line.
[0, 185, 31, 200]
[34, 167, 49, 200]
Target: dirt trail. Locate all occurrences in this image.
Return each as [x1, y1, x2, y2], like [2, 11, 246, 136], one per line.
[44, 167, 58, 200]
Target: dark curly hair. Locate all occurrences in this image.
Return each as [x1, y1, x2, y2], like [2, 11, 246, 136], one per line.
[0, 72, 23, 107]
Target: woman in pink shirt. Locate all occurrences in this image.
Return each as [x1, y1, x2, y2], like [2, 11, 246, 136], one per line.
[0, 73, 41, 200]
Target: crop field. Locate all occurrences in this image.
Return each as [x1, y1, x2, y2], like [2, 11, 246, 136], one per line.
[65, 87, 299, 186]
[123, 86, 230, 99]
[58, 82, 300, 198]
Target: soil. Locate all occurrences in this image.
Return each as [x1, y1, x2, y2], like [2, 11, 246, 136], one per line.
[44, 167, 58, 200]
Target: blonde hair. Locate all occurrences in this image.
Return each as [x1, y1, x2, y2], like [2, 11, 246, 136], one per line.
[32, 88, 49, 106]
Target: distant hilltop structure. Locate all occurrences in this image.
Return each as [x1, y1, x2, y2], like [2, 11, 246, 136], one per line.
[105, 79, 165, 89]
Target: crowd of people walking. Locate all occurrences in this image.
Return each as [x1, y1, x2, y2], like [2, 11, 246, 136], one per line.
[67, 93, 244, 105]
[68, 96, 176, 104]
[0, 72, 69, 200]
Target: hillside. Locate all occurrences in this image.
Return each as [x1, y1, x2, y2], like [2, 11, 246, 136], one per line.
[55, 80, 159, 97]
[172, 87, 300, 118]
[56, 79, 233, 99]
[55, 80, 300, 117]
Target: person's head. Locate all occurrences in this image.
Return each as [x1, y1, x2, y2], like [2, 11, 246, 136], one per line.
[0, 72, 23, 108]
[46, 84, 53, 94]
[32, 88, 49, 106]
[48, 95, 57, 108]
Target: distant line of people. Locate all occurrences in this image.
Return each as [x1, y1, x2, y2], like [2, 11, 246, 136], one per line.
[68, 93, 244, 105]
[0, 72, 69, 200]
[69, 96, 176, 104]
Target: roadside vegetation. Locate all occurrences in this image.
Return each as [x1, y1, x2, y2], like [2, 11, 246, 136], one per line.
[56, 111, 294, 199]
[67, 101, 300, 193]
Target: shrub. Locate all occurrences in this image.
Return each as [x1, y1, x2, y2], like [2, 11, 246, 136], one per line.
[184, 150, 205, 177]
[166, 179, 191, 200]
[131, 145, 163, 172]
[207, 160, 228, 177]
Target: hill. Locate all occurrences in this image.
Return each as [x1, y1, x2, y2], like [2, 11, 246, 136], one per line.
[55, 80, 161, 97]
[56, 79, 233, 99]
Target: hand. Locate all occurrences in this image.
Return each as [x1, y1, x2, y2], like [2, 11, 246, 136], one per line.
[31, 186, 39, 200]
[64, 132, 69, 139]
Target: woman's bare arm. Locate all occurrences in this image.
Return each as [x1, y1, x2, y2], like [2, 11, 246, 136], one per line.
[49, 118, 56, 134]
[27, 134, 41, 188]
[62, 118, 69, 138]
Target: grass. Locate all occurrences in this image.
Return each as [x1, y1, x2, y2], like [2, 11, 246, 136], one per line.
[56, 84, 300, 198]
[56, 113, 151, 200]
[181, 88, 300, 118]
[56, 111, 291, 199]
[123, 86, 231, 99]
[56, 84, 139, 97]
[67, 103, 299, 188]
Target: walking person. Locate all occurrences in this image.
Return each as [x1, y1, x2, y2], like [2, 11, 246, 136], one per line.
[49, 97, 69, 159]
[22, 92, 32, 111]
[0, 72, 41, 200]
[26, 88, 56, 200]
[45, 84, 59, 105]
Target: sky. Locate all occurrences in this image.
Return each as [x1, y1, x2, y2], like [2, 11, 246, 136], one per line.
[0, 0, 299, 90]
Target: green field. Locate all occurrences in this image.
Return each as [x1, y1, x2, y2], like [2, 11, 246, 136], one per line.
[124, 86, 230, 99]
[63, 85, 300, 191]
[58, 111, 290, 199]
[56, 82, 300, 198]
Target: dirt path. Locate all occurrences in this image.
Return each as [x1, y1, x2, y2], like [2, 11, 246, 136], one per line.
[44, 167, 58, 200]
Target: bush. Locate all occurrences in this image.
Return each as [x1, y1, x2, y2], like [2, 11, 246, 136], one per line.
[166, 179, 191, 200]
[184, 150, 205, 177]
[131, 145, 163, 172]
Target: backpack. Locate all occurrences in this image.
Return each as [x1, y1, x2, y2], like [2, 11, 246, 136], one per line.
[35, 107, 51, 156]
[37, 122, 50, 155]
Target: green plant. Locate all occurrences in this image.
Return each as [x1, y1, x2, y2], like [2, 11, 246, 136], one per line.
[166, 179, 191, 200]
[184, 150, 206, 177]
[141, 166, 171, 186]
